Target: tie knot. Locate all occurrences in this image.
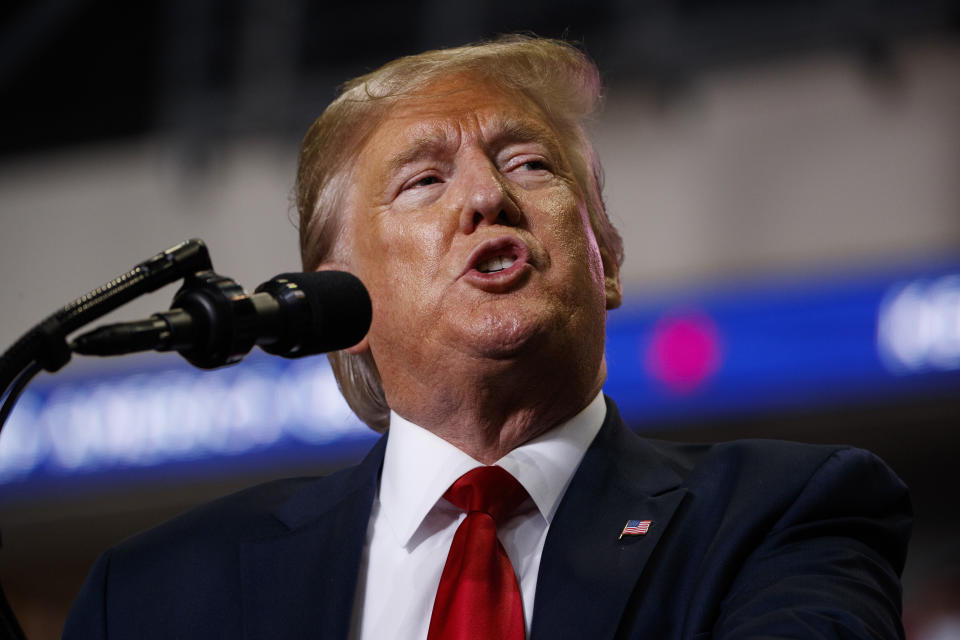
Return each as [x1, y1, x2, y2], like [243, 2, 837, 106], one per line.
[444, 466, 528, 525]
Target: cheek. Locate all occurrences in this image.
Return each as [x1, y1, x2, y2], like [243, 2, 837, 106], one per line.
[354, 215, 451, 320]
[540, 192, 604, 281]
[377, 217, 449, 281]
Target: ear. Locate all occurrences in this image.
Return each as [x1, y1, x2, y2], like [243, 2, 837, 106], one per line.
[345, 334, 370, 355]
[600, 246, 622, 310]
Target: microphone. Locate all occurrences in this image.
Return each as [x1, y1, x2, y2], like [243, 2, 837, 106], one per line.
[71, 271, 372, 369]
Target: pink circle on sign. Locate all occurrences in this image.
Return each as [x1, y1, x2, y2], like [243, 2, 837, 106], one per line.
[645, 311, 723, 394]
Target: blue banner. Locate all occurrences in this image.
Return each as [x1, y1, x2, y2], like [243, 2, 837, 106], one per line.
[3, 257, 959, 495]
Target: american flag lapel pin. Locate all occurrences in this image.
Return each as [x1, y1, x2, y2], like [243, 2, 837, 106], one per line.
[619, 519, 652, 539]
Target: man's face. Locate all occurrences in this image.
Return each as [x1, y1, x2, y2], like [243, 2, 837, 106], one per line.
[341, 75, 619, 401]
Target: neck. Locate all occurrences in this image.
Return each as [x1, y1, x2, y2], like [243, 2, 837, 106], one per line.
[383, 359, 606, 464]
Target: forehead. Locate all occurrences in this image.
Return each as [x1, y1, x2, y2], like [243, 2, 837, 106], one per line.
[357, 76, 562, 165]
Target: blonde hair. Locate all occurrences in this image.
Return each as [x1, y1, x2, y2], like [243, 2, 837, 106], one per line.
[295, 35, 623, 432]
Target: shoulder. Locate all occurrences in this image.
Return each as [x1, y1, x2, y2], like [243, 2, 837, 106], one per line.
[646, 436, 900, 494]
[601, 395, 886, 488]
[598, 397, 909, 521]
[550, 400, 912, 637]
[643, 435, 843, 476]
[63, 445, 384, 639]
[116, 456, 376, 559]
[95, 475, 323, 595]
[645, 436, 906, 519]
[62, 476, 331, 639]
[632, 432, 912, 582]
[652, 435, 904, 490]
[117, 476, 320, 552]
[604, 401, 910, 543]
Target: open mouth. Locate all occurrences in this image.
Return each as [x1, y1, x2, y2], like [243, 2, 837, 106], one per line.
[461, 236, 531, 290]
[475, 254, 518, 274]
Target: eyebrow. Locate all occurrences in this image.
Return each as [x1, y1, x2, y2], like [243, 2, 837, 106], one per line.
[488, 119, 563, 158]
[384, 117, 565, 176]
[386, 132, 452, 176]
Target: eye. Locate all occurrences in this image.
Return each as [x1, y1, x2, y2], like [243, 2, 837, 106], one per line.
[505, 155, 551, 174]
[403, 174, 442, 190]
[520, 160, 549, 171]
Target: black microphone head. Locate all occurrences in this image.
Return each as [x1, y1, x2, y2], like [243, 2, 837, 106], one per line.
[256, 271, 372, 358]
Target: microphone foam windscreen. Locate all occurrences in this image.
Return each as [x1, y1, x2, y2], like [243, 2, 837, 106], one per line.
[273, 271, 372, 355]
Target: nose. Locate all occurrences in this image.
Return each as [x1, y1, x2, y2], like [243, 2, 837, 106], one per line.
[457, 159, 522, 233]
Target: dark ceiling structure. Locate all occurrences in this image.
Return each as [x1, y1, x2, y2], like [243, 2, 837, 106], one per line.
[1, 0, 958, 158]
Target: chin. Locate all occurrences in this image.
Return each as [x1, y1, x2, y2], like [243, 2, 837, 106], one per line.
[454, 309, 546, 360]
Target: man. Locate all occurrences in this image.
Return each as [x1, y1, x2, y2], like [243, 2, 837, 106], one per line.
[64, 37, 911, 639]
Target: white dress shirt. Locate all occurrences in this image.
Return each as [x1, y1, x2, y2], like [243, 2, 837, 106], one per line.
[349, 392, 606, 640]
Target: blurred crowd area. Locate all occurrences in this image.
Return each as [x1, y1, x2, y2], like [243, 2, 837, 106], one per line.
[1, 1, 959, 637]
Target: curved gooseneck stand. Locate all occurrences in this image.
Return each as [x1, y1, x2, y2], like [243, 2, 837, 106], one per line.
[0, 240, 372, 638]
[0, 239, 213, 639]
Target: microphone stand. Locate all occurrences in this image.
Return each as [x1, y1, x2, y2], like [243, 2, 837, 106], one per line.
[0, 239, 214, 639]
[0, 240, 371, 638]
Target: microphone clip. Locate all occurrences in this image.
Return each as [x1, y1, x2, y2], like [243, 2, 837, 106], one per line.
[167, 270, 264, 369]
[70, 269, 370, 369]
[72, 270, 270, 369]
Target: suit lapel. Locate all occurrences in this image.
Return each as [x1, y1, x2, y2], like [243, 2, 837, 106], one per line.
[240, 435, 387, 640]
[530, 399, 688, 640]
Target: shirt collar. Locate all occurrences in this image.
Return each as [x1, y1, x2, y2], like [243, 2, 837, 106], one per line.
[378, 392, 606, 547]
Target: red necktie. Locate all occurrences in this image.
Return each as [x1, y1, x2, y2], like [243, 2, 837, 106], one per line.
[427, 466, 528, 640]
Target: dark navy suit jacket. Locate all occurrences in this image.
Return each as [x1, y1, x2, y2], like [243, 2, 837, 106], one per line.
[62, 398, 911, 639]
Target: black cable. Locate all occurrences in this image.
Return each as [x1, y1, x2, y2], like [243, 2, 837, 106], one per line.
[0, 580, 26, 640]
[0, 363, 36, 639]
[0, 362, 30, 640]
[0, 239, 214, 640]
[0, 361, 41, 437]
[0, 363, 37, 639]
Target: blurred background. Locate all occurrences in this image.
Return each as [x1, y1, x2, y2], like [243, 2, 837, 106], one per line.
[1, 0, 959, 637]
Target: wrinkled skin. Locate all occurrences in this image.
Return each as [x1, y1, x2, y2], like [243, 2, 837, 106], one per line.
[333, 75, 621, 462]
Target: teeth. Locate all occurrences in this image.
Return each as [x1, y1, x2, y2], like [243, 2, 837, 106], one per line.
[477, 255, 517, 273]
